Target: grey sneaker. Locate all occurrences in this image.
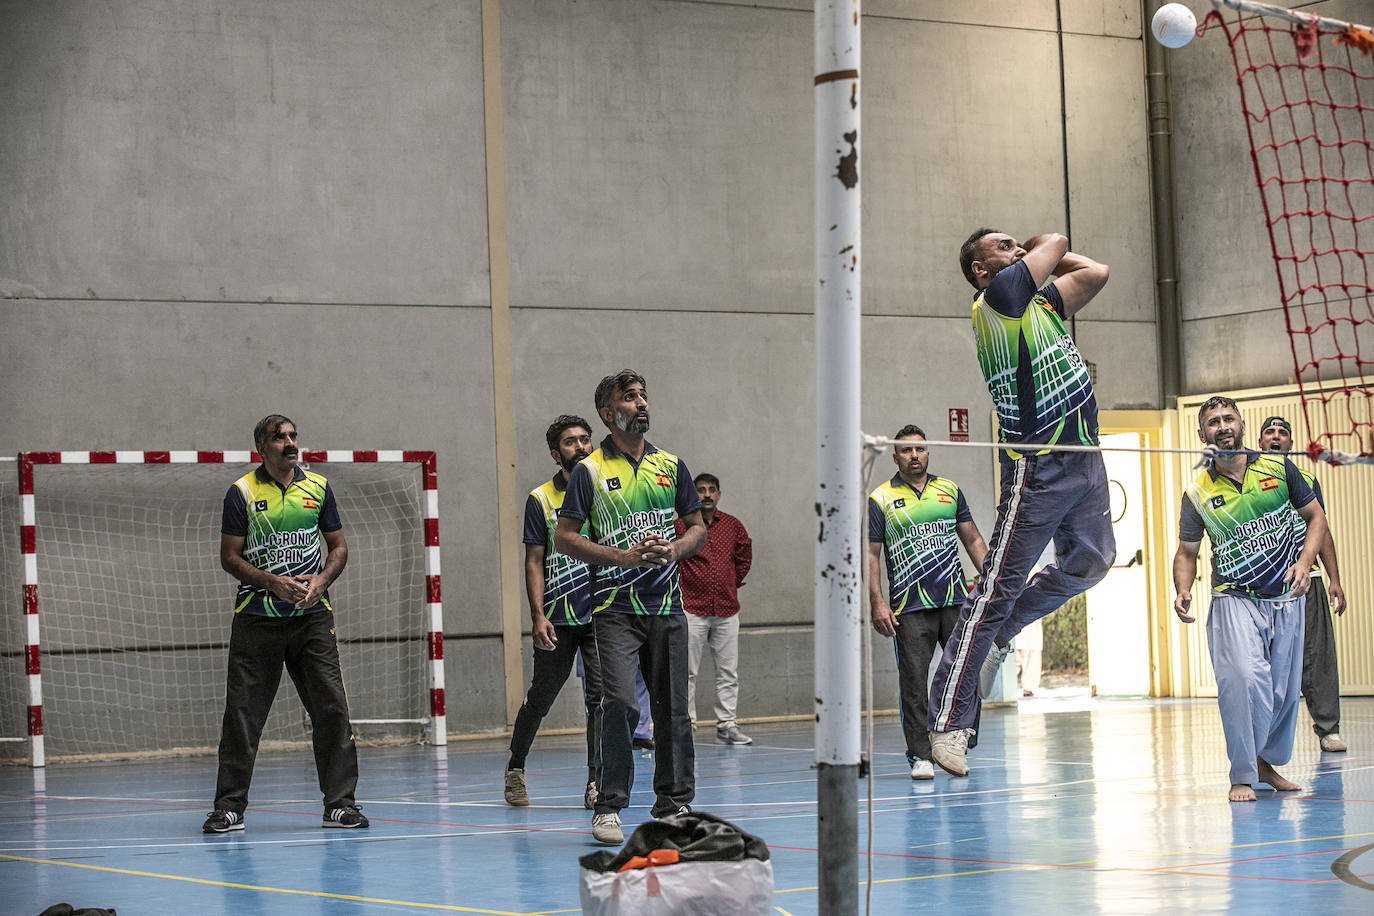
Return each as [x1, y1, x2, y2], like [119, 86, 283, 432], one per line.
[504, 768, 529, 806]
[910, 759, 935, 780]
[322, 805, 369, 828]
[978, 642, 1013, 699]
[583, 780, 598, 810]
[929, 728, 974, 777]
[591, 812, 623, 844]
[1320, 733, 1348, 752]
[202, 809, 244, 833]
[717, 724, 753, 745]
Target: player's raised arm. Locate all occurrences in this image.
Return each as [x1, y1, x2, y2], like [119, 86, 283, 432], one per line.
[1048, 248, 1109, 317]
[1018, 233, 1069, 288]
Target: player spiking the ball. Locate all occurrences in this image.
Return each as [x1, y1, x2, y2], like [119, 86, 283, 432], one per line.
[926, 230, 1115, 777]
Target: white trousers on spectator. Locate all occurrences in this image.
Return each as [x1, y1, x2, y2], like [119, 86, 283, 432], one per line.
[687, 613, 740, 728]
[1206, 590, 1304, 786]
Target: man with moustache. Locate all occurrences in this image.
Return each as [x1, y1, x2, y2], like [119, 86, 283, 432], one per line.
[203, 415, 367, 833]
[504, 415, 602, 810]
[676, 473, 755, 745]
[1173, 396, 1328, 801]
[1258, 415, 1350, 753]
[869, 425, 988, 779]
[555, 370, 707, 844]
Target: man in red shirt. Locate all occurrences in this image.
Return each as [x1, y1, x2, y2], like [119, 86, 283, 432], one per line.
[675, 473, 754, 745]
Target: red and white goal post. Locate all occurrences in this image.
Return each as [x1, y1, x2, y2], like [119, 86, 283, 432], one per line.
[3, 449, 445, 767]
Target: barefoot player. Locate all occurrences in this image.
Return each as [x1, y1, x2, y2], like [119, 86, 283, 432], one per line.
[1173, 396, 1328, 802]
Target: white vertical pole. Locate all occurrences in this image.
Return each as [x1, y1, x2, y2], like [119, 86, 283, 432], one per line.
[814, 2, 861, 912]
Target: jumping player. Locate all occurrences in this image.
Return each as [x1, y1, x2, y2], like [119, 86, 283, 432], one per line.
[926, 230, 1115, 776]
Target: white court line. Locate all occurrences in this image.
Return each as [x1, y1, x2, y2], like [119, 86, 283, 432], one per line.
[0, 826, 587, 855]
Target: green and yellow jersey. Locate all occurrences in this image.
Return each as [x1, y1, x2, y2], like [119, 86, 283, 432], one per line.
[1179, 451, 1315, 598]
[523, 475, 592, 626]
[974, 259, 1098, 450]
[868, 474, 974, 612]
[221, 465, 341, 617]
[559, 437, 701, 615]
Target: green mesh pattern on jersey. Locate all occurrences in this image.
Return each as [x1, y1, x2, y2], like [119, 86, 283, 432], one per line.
[972, 291, 1095, 445]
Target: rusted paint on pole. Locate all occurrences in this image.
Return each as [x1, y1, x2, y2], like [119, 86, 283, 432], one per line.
[814, 1, 861, 912]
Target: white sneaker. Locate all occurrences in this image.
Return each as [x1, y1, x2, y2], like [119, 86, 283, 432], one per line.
[1320, 733, 1348, 752]
[929, 728, 974, 777]
[978, 642, 1012, 699]
[717, 724, 753, 745]
[910, 759, 935, 780]
[591, 812, 623, 844]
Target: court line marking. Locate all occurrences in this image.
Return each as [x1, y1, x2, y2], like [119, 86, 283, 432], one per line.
[1331, 843, 1374, 892]
[0, 853, 539, 914]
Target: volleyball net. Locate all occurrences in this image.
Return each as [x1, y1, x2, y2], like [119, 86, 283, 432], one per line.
[1203, 0, 1374, 464]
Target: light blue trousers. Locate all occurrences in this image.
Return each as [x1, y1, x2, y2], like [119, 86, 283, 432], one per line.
[1206, 591, 1305, 786]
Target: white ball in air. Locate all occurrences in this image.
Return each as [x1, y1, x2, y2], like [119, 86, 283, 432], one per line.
[1152, 3, 1198, 49]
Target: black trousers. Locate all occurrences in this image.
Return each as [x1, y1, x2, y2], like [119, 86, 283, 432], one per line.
[592, 612, 694, 817]
[508, 622, 602, 777]
[892, 604, 980, 763]
[1302, 576, 1342, 737]
[212, 610, 359, 814]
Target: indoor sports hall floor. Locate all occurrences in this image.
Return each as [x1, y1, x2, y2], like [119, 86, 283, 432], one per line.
[2, 695, 1371, 915]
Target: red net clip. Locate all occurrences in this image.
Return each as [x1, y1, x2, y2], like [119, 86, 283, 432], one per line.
[1292, 21, 1320, 58]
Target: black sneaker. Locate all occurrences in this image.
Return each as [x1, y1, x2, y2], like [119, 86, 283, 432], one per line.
[632, 736, 655, 750]
[322, 805, 370, 829]
[202, 810, 244, 833]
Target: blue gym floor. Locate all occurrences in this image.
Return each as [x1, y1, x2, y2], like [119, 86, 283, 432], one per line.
[2, 696, 1371, 914]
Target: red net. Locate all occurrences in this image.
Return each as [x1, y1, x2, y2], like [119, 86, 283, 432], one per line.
[1204, 4, 1374, 462]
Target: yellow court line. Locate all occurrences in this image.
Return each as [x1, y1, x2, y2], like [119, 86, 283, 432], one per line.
[768, 829, 1374, 895]
[1154, 829, 1374, 858]
[0, 854, 535, 915]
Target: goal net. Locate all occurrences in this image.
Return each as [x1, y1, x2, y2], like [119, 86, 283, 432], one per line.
[1204, 0, 1374, 462]
[1, 450, 444, 765]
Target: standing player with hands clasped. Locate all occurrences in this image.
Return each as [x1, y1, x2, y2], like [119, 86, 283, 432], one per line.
[203, 414, 367, 833]
[1173, 397, 1328, 802]
[555, 370, 706, 845]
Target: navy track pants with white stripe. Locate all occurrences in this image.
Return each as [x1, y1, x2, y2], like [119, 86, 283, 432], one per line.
[928, 449, 1116, 733]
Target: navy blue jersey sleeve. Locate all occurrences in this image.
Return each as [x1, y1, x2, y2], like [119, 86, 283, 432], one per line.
[523, 493, 547, 545]
[318, 482, 342, 533]
[1040, 281, 1066, 318]
[981, 259, 1038, 319]
[868, 496, 884, 543]
[221, 484, 248, 537]
[955, 490, 973, 523]
[1312, 477, 1325, 510]
[1178, 495, 1204, 542]
[559, 463, 593, 522]
[675, 459, 702, 516]
[1284, 459, 1315, 509]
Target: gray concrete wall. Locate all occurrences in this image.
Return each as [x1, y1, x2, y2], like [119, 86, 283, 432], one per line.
[2, 0, 1166, 745]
